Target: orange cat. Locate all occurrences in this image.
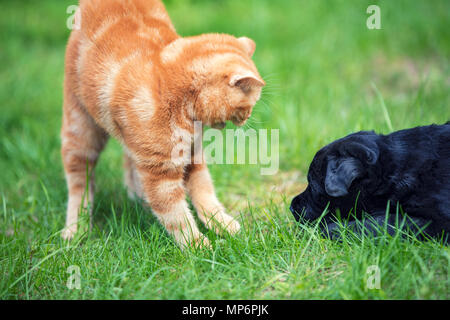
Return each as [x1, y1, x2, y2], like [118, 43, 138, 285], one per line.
[61, 0, 265, 248]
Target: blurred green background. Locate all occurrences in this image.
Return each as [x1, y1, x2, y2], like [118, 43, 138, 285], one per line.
[0, 0, 449, 299]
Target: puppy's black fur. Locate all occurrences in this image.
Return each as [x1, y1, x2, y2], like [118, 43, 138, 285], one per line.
[290, 123, 450, 241]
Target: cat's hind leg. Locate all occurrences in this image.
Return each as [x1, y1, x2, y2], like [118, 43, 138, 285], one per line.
[61, 94, 108, 240]
[184, 163, 241, 235]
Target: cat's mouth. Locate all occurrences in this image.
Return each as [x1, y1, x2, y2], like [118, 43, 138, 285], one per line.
[231, 119, 246, 127]
[231, 115, 250, 127]
[211, 116, 249, 129]
[211, 122, 226, 129]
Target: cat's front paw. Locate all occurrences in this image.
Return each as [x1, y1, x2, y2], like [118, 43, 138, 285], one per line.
[224, 217, 241, 235]
[61, 226, 77, 240]
[193, 236, 212, 250]
[174, 230, 212, 250]
[182, 235, 212, 250]
[205, 211, 241, 235]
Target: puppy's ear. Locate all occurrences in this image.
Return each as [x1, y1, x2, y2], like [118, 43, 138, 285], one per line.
[325, 157, 364, 197]
[339, 141, 379, 165]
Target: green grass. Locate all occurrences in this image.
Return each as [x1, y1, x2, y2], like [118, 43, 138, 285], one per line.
[1, 0, 449, 299]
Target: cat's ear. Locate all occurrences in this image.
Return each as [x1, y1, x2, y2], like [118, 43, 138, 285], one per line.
[237, 37, 256, 57]
[229, 72, 265, 91]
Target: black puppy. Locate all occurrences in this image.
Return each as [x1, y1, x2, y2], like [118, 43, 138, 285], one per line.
[290, 123, 450, 241]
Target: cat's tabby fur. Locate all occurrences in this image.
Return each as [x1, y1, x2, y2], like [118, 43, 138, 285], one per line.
[62, 0, 265, 248]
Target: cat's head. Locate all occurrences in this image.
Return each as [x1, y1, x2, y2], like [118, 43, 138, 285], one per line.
[161, 34, 265, 128]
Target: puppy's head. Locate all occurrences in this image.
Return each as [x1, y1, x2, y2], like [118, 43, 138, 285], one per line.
[290, 131, 381, 223]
